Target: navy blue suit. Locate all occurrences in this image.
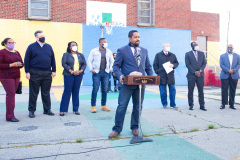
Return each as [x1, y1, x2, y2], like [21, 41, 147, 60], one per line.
[112, 44, 153, 133]
[185, 50, 206, 108]
[220, 53, 240, 106]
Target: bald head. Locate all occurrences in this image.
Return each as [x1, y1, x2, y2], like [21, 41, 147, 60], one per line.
[227, 44, 234, 53]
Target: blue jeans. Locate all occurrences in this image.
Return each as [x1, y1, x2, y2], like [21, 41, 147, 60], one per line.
[60, 75, 83, 112]
[112, 85, 145, 133]
[91, 72, 109, 106]
[159, 84, 176, 107]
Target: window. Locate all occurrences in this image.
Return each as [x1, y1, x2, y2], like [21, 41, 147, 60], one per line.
[137, 0, 155, 26]
[28, 0, 51, 20]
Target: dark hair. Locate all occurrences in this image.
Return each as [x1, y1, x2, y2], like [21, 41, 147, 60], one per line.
[67, 41, 78, 53]
[113, 53, 117, 55]
[191, 41, 196, 48]
[128, 30, 138, 38]
[1, 38, 11, 46]
[34, 30, 43, 37]
[99, 38, 106, 43]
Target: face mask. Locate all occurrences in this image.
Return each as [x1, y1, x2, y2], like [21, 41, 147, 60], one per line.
[39, 37, 45, 43]
[228, 48, 233, 53]
[194, 46, 199, 51]
[103, 43, 108, 48]
[72, 46, 78, 52]
[6, 44, 15, 50]
[165, 47, 170, 52]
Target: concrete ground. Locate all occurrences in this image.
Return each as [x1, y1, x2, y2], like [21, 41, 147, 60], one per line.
[0, 85, 240, 160]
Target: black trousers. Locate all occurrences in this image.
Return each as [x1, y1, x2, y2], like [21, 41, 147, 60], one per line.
[187, 76, 205, 108]
[28, 70, 52, 112]
[221, 76, 238, 106]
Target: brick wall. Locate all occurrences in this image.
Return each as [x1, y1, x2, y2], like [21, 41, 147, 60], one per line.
[155, 0, 191, 30]
[191, 11, 220, 42]
[0, 0, 219, 41]
[0, 0, 28, 20]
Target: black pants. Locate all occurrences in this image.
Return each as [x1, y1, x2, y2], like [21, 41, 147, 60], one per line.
[187, 76, 205, 108]
[28, 70, 52, 112]
[221, 76, 238, 106]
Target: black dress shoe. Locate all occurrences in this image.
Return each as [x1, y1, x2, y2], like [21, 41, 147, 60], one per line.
[200, 108, 207, 111]
[73, 111, 80, 115]
[7, 118, 19, 122]
[44, 110, 55, 116]
[59, 113, 65, 116]
[29, 111, 35, 118]
[189, 106, 193, 110]
[230, 106, 237, 110]
[220, 105, 225, 109]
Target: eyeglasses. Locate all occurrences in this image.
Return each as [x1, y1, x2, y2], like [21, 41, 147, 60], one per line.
[7, 42, 16, 44]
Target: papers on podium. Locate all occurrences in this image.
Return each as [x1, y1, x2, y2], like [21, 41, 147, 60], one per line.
[163, 61, 173, 74]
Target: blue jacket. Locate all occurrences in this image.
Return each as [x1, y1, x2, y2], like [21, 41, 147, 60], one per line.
[220, 52, 240, 79]
[113, 45, 153, 88]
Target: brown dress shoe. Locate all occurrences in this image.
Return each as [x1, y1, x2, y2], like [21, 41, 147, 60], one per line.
[108, 131, 119, 138]
[132, 129, 139, 136]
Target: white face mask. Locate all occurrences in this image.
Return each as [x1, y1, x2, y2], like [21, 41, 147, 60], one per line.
[194, 46, 199, 51]
[165, 47, 170, 52]
[103, 43, 108, 48]
[72, 46, 78, 52]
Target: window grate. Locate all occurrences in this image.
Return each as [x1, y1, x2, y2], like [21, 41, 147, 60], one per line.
[28, 0, 51, 20]
[137, 0, 155, 27]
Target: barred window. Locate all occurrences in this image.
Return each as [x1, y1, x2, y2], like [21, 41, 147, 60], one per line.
[28, 0, 51, 20]
[137, 0, 155, 26]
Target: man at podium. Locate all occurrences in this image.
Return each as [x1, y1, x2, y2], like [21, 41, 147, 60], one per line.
[108, 30, 153, 138]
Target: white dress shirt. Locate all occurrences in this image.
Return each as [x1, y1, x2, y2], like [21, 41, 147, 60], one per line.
[228, 53, 233, 69]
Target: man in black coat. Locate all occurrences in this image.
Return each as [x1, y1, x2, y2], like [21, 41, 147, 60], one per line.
[185, 42, 207, 111]
[153, 43, 179, 109]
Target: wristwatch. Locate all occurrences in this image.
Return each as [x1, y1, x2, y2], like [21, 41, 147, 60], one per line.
[200, 70, 202, 72]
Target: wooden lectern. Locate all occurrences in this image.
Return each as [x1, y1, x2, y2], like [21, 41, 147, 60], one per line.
[123, 75, 160, 85]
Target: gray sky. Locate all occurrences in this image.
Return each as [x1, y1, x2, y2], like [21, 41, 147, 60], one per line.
[191, 0, 240, 53]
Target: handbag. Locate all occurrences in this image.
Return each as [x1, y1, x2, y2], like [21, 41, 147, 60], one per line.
[16, 81, 22, 94]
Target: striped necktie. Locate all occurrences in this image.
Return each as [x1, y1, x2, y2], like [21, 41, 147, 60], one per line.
[134, 47, 139, 66]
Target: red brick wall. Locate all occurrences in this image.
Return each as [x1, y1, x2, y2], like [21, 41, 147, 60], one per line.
[0, 0, 28, 20]
[191, 11, 220, 42]
[0, 0, 219, 41]
[155, 0, 191, 30]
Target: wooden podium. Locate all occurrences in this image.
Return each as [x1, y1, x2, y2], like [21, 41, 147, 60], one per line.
[123, 75, 160, 85]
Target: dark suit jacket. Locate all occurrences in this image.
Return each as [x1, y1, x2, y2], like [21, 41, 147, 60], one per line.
[220, 53, 240, 79]
[62, 52, 86, 76]
[185, 50, 206, 79]
[153, 51, 179, 84]
[113, 45, 153, 88]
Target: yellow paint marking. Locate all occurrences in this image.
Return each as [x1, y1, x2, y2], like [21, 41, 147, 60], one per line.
[146, 88, 187, 99]
[51, 87, 64, 101]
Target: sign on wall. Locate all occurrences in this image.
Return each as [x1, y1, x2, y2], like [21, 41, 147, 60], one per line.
[86, 1, 127, 27]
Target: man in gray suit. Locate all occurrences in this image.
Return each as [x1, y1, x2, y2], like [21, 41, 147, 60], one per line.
[220, 44, 240, 110]
[185, 42, 207, 111]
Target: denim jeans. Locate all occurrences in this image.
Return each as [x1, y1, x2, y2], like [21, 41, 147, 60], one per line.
[159, 84, 176, 107]
[91, 72, 109, 106]
[60, 75, 83, 112]
[112, 85, 145, 133]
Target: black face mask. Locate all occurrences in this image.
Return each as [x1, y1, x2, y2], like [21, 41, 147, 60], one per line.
[228, 48, 233, 53]
[39, 37, 45, 43]
[129, 42, 139, 47]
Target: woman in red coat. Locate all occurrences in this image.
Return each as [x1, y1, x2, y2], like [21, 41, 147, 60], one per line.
[0, 38, 24, 122]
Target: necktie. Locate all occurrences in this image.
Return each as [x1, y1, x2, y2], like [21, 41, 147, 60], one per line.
[134, 47, 139, 66]
[194, 51, 198, 62]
